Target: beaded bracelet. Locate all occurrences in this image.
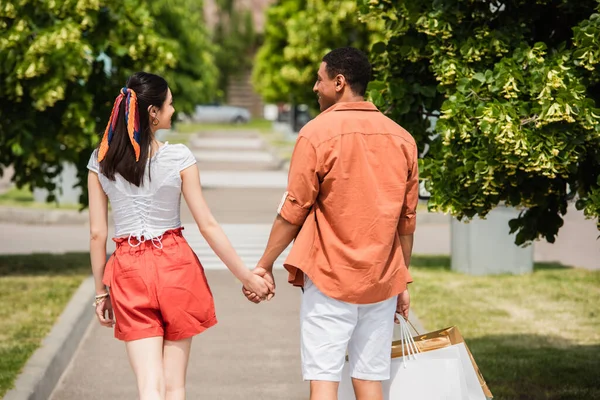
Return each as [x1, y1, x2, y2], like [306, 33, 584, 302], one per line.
[93, 293, 110, 307]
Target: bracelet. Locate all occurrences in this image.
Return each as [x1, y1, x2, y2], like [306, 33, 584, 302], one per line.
[92, 293, 110, 307]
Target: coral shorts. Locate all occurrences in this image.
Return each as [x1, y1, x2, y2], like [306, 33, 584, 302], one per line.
[103, 228, 217, 342]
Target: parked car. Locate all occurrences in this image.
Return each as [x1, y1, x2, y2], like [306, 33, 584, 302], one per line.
[192, 104, 251, 124]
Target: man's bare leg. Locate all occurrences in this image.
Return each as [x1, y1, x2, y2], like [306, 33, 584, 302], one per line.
[310, 380, 339, 400]
[352, 378, 383, 400]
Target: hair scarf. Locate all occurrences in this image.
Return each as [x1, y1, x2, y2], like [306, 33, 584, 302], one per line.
[97, 87, 141, 162]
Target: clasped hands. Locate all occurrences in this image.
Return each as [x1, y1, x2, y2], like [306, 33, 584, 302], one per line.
[242, 267, 275, 303]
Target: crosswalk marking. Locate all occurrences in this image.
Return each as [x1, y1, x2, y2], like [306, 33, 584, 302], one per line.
[182, 223, 291, 270]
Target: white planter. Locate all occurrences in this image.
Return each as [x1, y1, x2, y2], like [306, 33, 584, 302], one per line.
[451, 206, 533, 275]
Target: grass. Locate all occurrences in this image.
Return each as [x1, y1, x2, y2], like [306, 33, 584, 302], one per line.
[0, 186, 80, 210]
[410, 256, 600, 399]
[174, 118, 275, 134]
[0, 253, 90, 397]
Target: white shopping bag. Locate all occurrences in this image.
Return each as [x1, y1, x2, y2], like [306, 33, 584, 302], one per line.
[339, 318, 470, 400]
[339, 345, 468, 400]
[452, 342, 488, 400]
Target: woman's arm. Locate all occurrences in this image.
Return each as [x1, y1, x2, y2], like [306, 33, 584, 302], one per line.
[88, 171, 114, 327]
[88, 171, 109, 294]
[180, 165, 273, 298]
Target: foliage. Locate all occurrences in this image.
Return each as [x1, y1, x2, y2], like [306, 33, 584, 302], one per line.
[0, 0, 215, 204]
[359, 0, 600, 244]
[149, 0, 218, 114]
[252, 0, 379, 106]
[212, 0, 257, 100]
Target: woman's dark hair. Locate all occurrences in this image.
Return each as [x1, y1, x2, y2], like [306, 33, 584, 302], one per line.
[322, 47, 372, 96]
[99, 72, 169, 186]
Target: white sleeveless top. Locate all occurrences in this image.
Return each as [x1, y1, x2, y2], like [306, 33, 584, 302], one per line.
[87, 142, 196, 247]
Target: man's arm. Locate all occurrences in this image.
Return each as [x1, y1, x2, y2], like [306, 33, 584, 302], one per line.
[397, 143, 419, 267]
[399, 234, 414, 270]
[257, 215, 301, 271]
[396, 144, 419, 321]
[244, 136, 320, 303]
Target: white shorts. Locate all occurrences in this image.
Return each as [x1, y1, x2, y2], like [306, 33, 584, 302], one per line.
[300, 275, 396, 382]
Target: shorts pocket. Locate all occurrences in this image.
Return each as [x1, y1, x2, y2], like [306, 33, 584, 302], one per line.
[154, 241, 192, 267]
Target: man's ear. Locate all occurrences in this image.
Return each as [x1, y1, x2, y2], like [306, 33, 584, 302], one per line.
[335, 74, 346, 92]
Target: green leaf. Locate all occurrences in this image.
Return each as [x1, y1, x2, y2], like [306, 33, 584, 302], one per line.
[371, 41, 387, 54]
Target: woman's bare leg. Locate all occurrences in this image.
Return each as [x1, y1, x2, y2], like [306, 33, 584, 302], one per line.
[126, 336, 165, 400]
[163, 338, 193, 400]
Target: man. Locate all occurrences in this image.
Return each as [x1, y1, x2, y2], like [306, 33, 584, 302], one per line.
[244, 47, 418, 400]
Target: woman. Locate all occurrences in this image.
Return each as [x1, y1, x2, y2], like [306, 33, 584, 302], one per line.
[87, 72, 273, 400]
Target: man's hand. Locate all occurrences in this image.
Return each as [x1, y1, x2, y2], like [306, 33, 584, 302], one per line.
[242, 267, 276, 304]
[394, 289, 410, 323]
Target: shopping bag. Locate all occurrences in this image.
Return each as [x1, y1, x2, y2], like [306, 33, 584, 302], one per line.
[339, 318, 469, 400]
[393, 324, 492, 399]
[339, 346, 468, 400]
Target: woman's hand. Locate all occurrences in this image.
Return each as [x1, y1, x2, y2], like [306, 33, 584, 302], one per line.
[95, 297, 115, 328]
[242, 271, 275, 301]
[242, 267, 276, 304]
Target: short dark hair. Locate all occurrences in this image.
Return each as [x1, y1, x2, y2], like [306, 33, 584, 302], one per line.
[322, 47, 372, 96]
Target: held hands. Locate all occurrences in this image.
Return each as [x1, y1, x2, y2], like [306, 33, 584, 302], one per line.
[242, 267, 276, 304]
[394, 288, 410, 324]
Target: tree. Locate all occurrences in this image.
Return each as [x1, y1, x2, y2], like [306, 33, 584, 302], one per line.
[0, 0, 216, 204]
[212, 0, 257, 101]
[253, 0, 378, 107]
[359, 0, 600, 245]
[150, 0, 218, 114]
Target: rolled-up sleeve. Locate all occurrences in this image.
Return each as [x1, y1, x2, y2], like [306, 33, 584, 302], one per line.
[278, 136, 319, 226]
[398, 144, 419, 235]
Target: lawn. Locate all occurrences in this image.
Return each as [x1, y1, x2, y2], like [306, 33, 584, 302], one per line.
[0, 186, 80, 209]
[409, 256, 600, 400]
[0, 253, 90, 397]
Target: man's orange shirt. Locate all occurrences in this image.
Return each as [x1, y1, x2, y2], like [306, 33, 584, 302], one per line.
[279, 101, 419, 304]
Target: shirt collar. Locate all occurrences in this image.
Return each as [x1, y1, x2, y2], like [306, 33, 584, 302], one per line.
[322, 101, 379, 114]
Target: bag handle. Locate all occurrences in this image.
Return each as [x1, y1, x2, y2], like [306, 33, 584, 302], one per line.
[397, 315, 420, 367]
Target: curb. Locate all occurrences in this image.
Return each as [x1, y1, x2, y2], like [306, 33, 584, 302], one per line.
[0, 207, 89, 225]
[3, 276, 95, 400]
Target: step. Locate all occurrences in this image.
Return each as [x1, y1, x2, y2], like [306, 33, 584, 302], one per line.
[199, 171, 287, 189]
[193, 150, 277, 163]
[193, 131, 261, 139]
[197, 160, 282, 171]
[190, 137, 265, 151]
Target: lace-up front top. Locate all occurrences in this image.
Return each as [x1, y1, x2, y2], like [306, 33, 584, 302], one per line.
[87, 142, 196, 248]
